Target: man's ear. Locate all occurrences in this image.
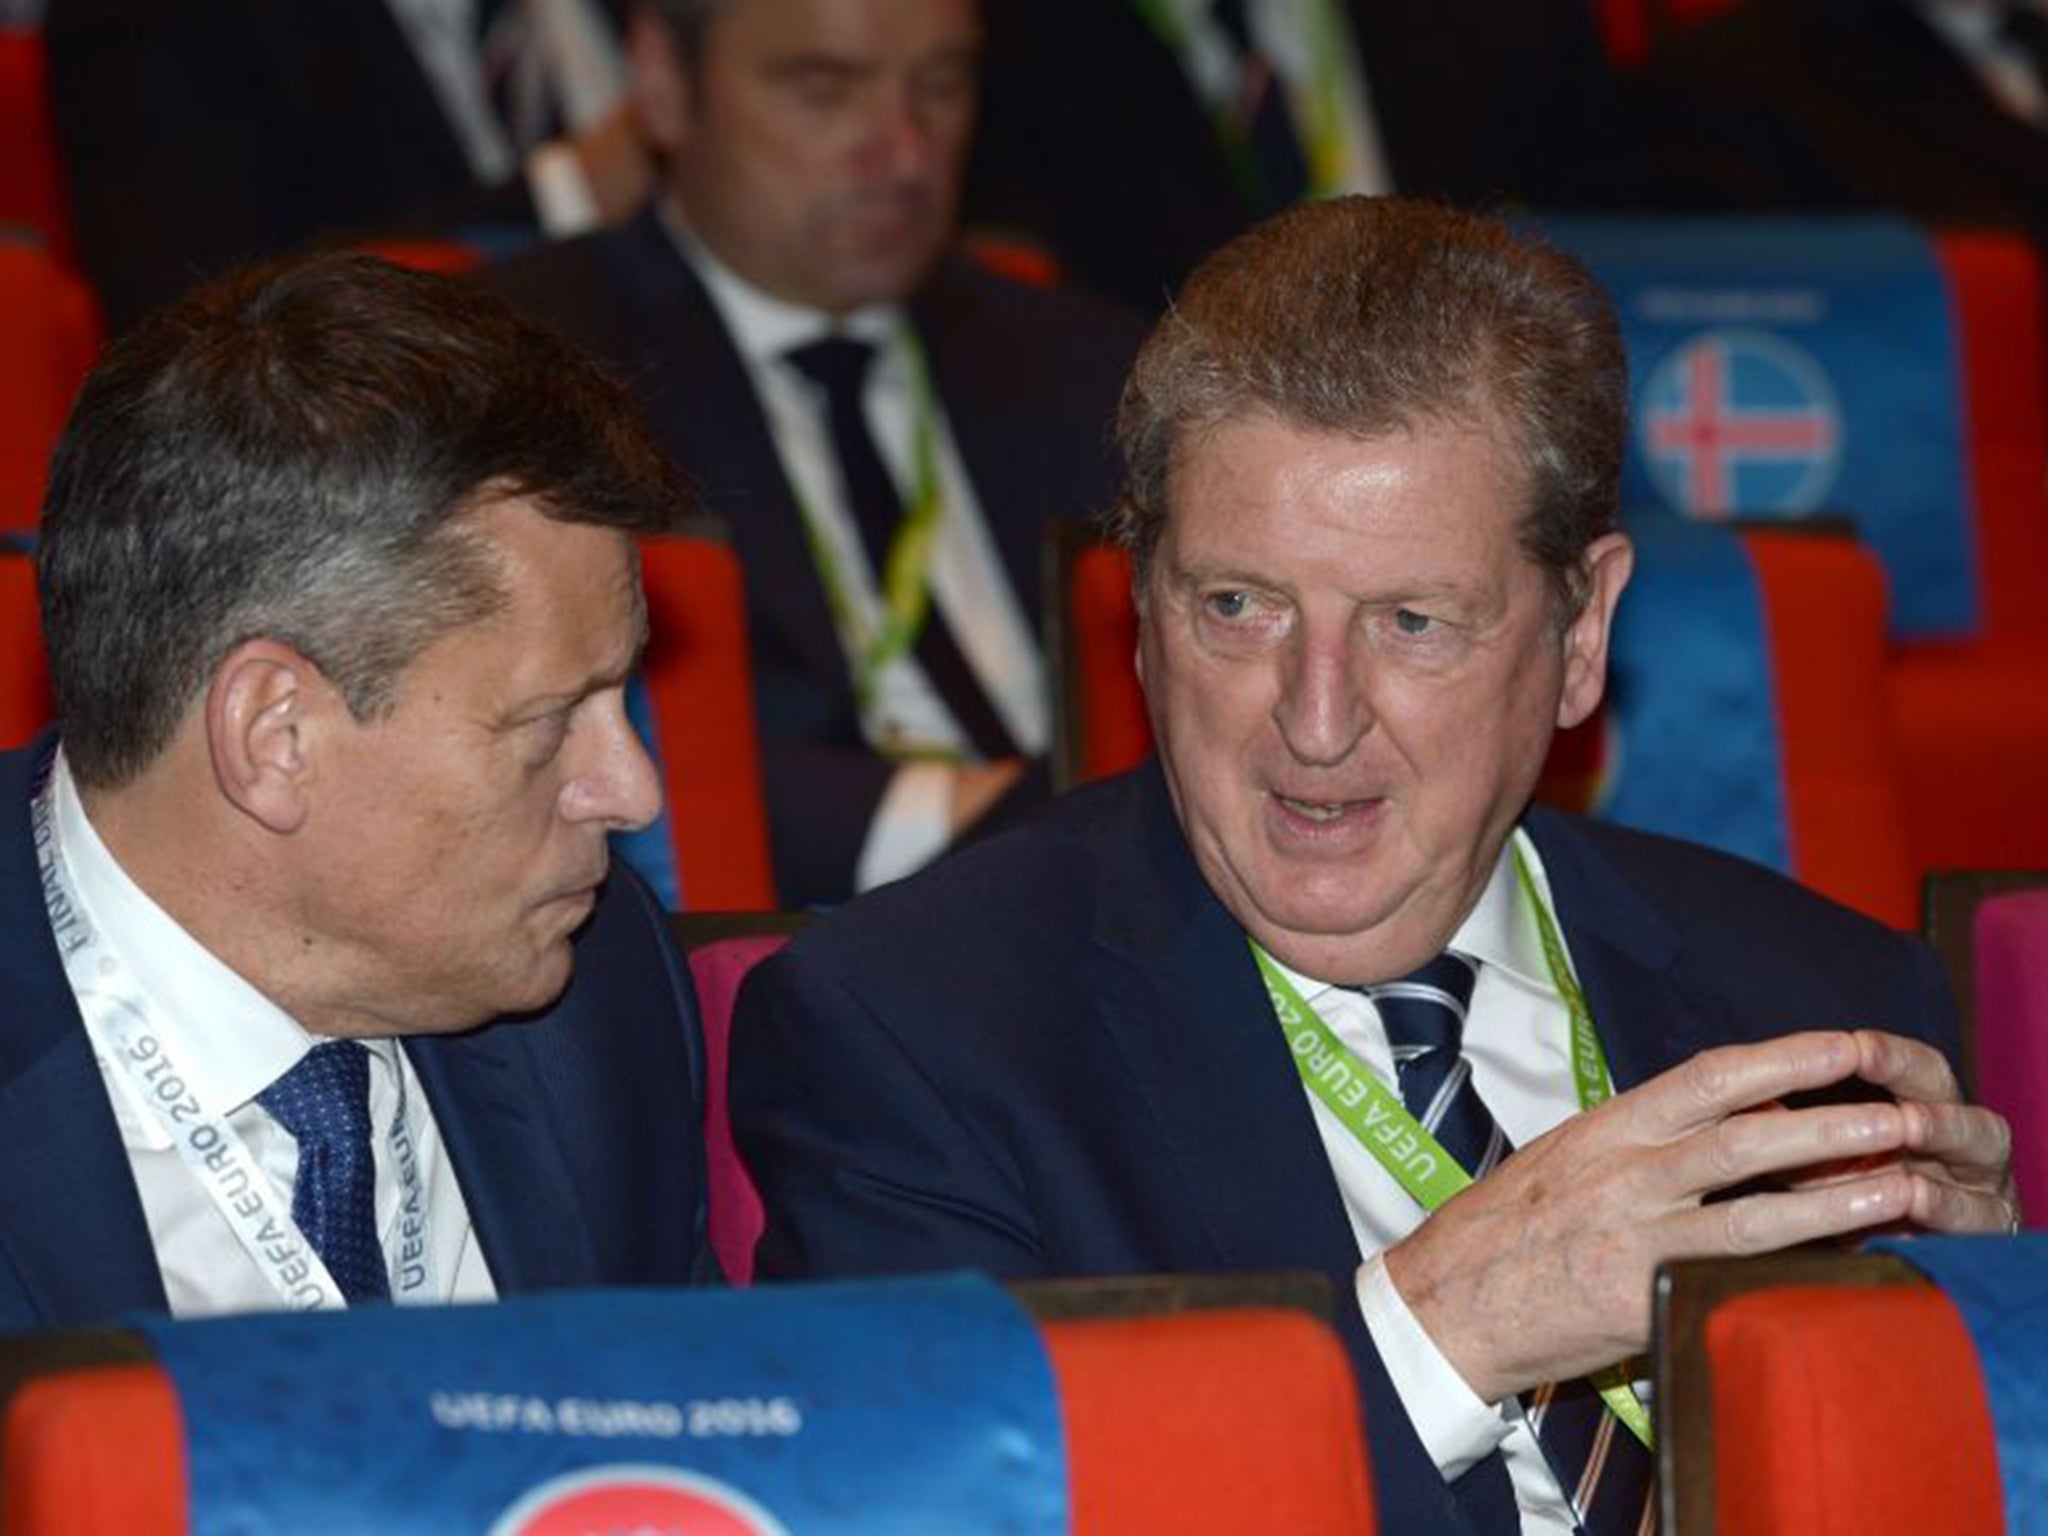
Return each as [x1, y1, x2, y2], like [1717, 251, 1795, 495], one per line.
[628, 7, 692, 156]
[1556, 532, 1633, 732]
[204, 639, 329, 834]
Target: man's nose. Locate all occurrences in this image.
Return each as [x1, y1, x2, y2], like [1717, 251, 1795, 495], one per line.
[563, 696, 664, 832]
[1273, 627, 1373, 766]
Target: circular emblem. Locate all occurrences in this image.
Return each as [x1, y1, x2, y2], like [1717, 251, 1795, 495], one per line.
[1639, 329, 1841, 519]
[491, 1466, 791, 1536]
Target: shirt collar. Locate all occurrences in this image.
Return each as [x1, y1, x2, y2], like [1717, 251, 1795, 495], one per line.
[53, 750, 322, 1121]
[1279, 826, 1559, 1005]
[657, 198, 902, 367]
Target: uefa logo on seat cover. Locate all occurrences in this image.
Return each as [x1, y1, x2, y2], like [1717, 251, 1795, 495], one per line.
[490, 1465, 792, 1536]
[1639, 329, 1842, 520]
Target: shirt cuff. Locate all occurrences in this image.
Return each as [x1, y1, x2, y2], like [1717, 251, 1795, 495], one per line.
[1355, 1252, 1519, 1482]
[854, 761, 955, 892]
[526, 141, 601, 236]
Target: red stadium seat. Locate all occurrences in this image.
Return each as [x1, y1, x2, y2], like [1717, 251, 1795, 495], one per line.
[1659, 1253, 2003, 1535]
[639, 534, 777, 911]
[1884, 232, 2048, 872]
[0, 239, 101, 534]
[2, 1303, 1378, 1534]
[0, 546, 52, 751]
[0, 30, 77, 263]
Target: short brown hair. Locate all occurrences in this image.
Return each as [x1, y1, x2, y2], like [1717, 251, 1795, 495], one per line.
[1109, 197, 1626, 613]
[41, 252, 688, 788]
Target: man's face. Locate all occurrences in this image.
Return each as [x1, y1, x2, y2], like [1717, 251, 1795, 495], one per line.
[1137, 411, 1630, 985]
[645, 0, 980, 314]
[299, 499, 661, 1034]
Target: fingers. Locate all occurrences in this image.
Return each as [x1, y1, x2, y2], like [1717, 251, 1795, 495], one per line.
[1668, 1099, 1910, 1198]
[1897, 1098, 2012, 1184]
[1628, 1031, 1864, 1141]
[1852, 1030, 1962, 1106]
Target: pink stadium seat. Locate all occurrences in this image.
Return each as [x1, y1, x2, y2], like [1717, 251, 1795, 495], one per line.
[1973, 885, 2048, 1223]
[682, 932, 790, 1285]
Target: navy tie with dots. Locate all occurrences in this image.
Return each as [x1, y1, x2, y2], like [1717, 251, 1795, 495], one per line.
[258, 1040, 391, 1305]
[1371, 953, 1653, 1535]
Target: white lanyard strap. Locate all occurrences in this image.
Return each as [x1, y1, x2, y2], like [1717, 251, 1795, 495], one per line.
[32, 773, 432, 1309]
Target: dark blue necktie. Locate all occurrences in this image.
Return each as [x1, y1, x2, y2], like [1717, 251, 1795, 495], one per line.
[783, 335, 1019, 761]
[258, 1040, 391, 1305]
[1372, 953, 1653, 1534]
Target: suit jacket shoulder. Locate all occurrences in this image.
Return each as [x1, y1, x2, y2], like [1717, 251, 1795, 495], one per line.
[0, 737, 715, 1333]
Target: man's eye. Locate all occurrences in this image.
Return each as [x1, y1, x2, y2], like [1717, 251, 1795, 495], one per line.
[1204, 590, 1253, 620]
[1392, 608, 1434, 636]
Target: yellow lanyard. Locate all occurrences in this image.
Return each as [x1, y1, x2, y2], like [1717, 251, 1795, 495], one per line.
[793, 332, 948, 721]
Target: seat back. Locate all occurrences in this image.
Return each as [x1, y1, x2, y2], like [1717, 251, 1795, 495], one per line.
[1656, 1252, 2002, 1535]
[636, 534, 776, 911]
[0, 30, 75, 263]
[2, 1297, 1377, 1535]
[0, 239, 100, 534]
[1935, 230, 2048, 647]
[0, 545, 51, 751]
[669, 910, 812, 1284]
[1738, 526, 1915, 927]
[1970, 884, 2048, 1222]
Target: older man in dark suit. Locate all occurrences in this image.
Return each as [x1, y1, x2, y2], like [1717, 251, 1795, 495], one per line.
[732, 198, 2016, 1534]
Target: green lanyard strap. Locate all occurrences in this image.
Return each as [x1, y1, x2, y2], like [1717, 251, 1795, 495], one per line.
[794, 331, 948, 723]
[1126, 0, 1361, 204]
[1252, 840, 1653, 1450]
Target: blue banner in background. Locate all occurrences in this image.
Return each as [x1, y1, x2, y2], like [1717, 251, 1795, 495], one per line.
[1870, 1234, 2048, 1534]
[1598, 510, 1789, 874]
[135, 1275, 1067, 1536]
[1537, 216, 1977, 640]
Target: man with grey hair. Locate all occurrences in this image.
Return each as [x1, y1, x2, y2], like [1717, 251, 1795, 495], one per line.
[733, 198, 2014, 1533]
[0, 251, 717, 1332]
[481, 0, 1141, 907]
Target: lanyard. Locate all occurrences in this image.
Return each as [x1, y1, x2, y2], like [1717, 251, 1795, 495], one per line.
[1127, 0, 1360, 203]
[1251, 840, 1653, 1449]
[32, 767, 433, 1311]
[795, 330, 950, 732]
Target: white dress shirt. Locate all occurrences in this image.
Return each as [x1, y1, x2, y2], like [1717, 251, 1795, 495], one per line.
[667, 209, 1051, 891]
[48, 753, 494, 1317]
[1265, 829, 1642, 1533]
[1148, 0, 1394, 196]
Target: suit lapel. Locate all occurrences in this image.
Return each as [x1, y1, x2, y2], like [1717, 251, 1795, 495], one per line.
[0, 741, 167, 1325]
[1084, 770, 1364, 1279]
[1523, 808, 1716, 1092]
[404, 1018, 598, 1294]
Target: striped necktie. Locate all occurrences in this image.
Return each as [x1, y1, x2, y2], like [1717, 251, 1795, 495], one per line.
[1372, 954, 1654, 1534]
[258, 1040, 392, 1305]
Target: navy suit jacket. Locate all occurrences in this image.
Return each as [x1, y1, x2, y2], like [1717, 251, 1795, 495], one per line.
[966, 0, 1650, 311]
[44, 0, 599, 333]
[731, 764, 1958, 1533]
[479, 212, 1143, 905]
[0, 739, 717, 1334]
[1641, 0, 2048, 246]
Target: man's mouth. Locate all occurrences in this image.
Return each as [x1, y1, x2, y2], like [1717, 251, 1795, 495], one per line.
[1274, 794, 1381, 825]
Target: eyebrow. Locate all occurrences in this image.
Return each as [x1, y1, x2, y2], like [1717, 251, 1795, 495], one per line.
[502, 595, 649, 723]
